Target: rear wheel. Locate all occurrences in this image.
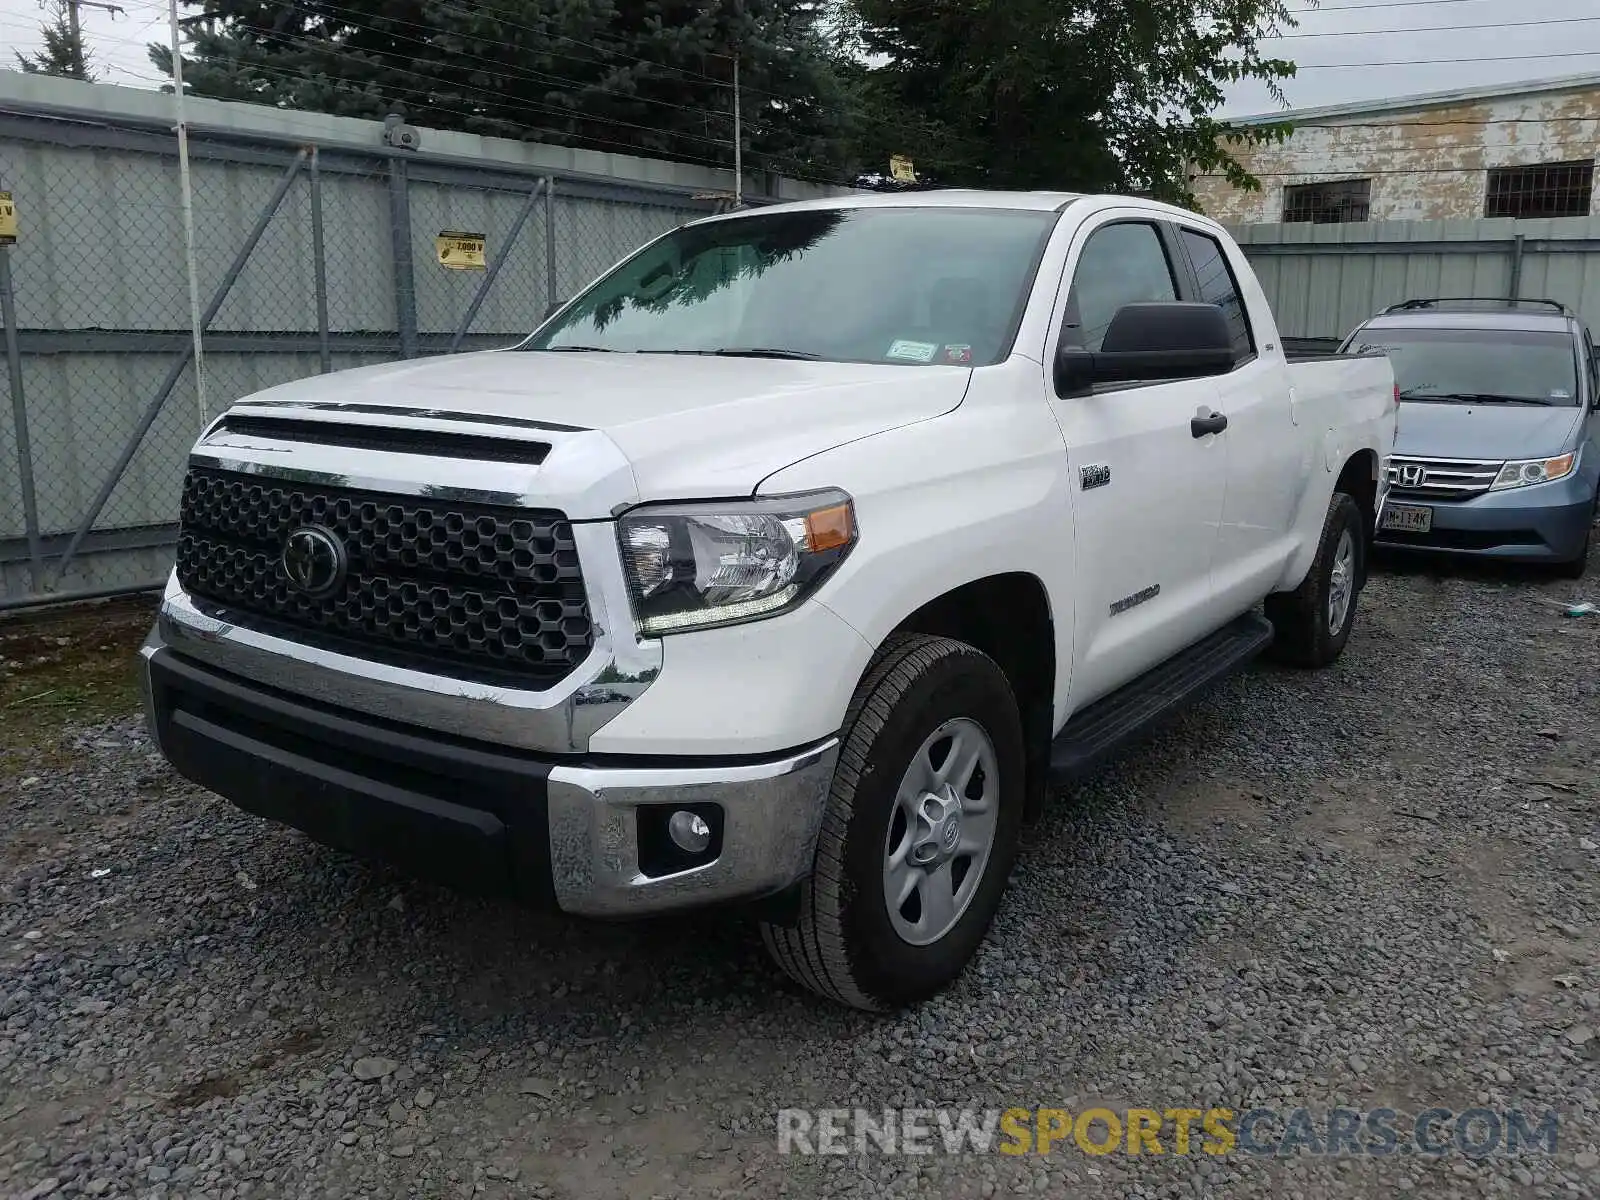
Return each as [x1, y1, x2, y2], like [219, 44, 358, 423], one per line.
[1265, 492, 1365, 668]
[760, 634, 1024, 1011]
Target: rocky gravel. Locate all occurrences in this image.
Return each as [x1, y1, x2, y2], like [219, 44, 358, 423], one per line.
[3, 544, 1600, 1200]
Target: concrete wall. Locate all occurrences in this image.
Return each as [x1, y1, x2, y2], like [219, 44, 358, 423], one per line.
[1197, 85, 1600, 224]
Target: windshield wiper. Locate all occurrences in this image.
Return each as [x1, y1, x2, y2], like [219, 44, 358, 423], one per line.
[535, 345, 618, 353]
[640, 347, 823, 361]
[711, 347, 823, 361]
[1399, 390, 1553, 405]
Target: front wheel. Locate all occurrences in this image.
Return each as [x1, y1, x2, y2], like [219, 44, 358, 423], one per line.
[1264, 492, 1365, 668]
[760, 634, 1025, 1011]
[1554, 497, 1594, 579]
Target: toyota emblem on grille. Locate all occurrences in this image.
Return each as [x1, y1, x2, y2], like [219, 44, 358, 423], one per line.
[1398, 464, 1427, 488]
[281, 525, 347, 598]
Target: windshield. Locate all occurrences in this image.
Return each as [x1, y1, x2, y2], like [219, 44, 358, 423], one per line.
[1346, 326, 1579, 406]
[522, 206, 1057, 367]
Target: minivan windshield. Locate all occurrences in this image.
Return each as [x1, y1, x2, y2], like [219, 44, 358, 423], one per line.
[1346, 326, 1580, 406]
[521, 206, 1057, 367]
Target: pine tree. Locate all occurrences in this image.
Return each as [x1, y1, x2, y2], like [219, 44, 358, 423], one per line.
[16, 0, 96, 80]
[840, 0, 1300, 205]
[148, 1, 850, 183]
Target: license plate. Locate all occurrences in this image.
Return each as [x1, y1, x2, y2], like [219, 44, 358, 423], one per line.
[1380, 502, 1433, 533]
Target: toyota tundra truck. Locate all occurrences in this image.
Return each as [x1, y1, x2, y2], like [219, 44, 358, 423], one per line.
[139, 191, 1396, 1011]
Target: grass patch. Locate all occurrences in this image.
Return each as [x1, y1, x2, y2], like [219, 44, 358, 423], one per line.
[0, 594, 159, 771]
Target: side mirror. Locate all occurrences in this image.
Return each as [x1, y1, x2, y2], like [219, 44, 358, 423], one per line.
[1055, 302, 1236, 395]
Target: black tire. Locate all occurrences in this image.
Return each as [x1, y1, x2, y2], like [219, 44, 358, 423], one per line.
[1264, 492, 1365, 668]
[760, 634, 1025, 1011]
[1554, 500, 1594, 579]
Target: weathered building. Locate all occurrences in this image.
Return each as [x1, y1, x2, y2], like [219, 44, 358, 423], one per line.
[1195, 72, 1600, 224]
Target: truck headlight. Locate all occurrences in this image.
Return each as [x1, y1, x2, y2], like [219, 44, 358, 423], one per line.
[617, 490, 857, 636]
[1490, 452, 1577, 491]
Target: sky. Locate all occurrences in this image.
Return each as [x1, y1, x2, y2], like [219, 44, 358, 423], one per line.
[0, 0, 1597, 119]
[1, 0, 170, 87]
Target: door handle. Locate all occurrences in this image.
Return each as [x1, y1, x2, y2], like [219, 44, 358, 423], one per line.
[1191, 412, 1228, 438]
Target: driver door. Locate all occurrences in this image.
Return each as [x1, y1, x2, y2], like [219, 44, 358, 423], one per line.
[1043, 216, 1228, 711]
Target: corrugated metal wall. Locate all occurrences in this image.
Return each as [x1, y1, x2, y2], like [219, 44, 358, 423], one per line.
[1231, 217, 1600, 343]
[0, 77, 848, 605]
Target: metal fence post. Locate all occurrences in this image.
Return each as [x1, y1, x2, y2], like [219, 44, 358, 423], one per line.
[0, 245, 43, 591]
[48, 149, 309, 589]
[544, 177, 557, 312]
[310, 145, 332, 374]
[447, 179, 547, 353]
[388, 156, 419, 358]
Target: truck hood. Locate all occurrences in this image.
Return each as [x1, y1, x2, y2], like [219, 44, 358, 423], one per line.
[230, 349, 971, 500]
[1396, 401, 1583, 461]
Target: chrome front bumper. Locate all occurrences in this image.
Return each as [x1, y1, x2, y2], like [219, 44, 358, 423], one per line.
[546, 746, 836, 917]
[141, 626, 836, 918]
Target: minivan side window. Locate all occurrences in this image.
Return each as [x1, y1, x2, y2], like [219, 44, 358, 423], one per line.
[1063, 222, 1178, 354]
[1180, 228, 1255, 363]
[1585, 328, 1598, 401]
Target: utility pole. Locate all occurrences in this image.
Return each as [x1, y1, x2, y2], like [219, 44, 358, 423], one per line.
[730, 0, 743, 208]
[732, 56, 742, 208]
[63, 0, 126, 80]
[168, 0, 207, 423]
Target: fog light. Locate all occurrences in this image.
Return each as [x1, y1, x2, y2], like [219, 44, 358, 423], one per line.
[667, 810, 712, 854]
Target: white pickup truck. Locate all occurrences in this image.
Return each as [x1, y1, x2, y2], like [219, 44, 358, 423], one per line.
[140, 191, 1396, 1011]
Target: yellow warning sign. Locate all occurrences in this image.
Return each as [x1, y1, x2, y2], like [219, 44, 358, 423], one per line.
[889, 155, 916, 183]
[0, 192, 16, 245]
[436, 230, 485, 270]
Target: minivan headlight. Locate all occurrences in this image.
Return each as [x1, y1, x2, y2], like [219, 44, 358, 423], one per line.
[617, 490, 857, 635]
[1490, 452, 1577, 491]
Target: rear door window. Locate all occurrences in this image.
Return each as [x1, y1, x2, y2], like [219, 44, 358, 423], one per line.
[1180, 229, 1255, 363]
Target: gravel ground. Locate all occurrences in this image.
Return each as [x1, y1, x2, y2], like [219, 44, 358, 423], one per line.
[3, 542, 1599, 1200]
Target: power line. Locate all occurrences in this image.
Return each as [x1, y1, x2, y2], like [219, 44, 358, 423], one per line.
[1293, 49, 1600, 69]
[238, 11, 764, 134]
[0, 14, 854, 186]
[1286, 0, 1539, 11]
[1273, 14, 1600, 38]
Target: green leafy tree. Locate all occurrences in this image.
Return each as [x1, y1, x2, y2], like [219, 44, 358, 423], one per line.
[16, 1, 95, 80]
[149, 1, 850, 182]
[838, 0, 1302, 205]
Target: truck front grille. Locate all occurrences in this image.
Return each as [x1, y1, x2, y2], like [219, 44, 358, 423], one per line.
[175, 466, 593, 688]
[1386, 455, 1502, 501]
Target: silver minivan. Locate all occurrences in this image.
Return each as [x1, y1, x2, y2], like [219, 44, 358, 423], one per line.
[1340, 297, 1600, 578]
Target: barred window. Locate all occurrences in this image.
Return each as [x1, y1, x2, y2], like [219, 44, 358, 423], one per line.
[1484, 160, 1594, 219]
[1282, 179, 1371, 223]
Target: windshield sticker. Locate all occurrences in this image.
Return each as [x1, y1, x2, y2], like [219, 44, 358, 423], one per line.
[943, 344, 974, 364]
[887, 339, 938, 363]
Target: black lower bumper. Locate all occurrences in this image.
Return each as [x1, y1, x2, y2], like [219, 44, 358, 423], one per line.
[146, 648, 559, 905]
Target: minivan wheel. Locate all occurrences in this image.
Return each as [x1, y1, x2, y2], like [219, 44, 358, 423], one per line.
[1554, 496, 1595, 579]
[760, 634, 1025, 1011]
[1265, 492, 1365, 668]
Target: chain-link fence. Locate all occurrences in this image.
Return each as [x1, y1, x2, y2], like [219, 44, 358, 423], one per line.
[0, 85, 777, 607]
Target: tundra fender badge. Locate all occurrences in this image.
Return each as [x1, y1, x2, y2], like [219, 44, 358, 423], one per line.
[1109, 584, 1160, 617]
[1080, 463, 1111, 490]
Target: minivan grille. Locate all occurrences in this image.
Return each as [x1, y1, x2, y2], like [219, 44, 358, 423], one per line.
[1386, 455, 1502, 501]
[175, 466, 593, 688]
